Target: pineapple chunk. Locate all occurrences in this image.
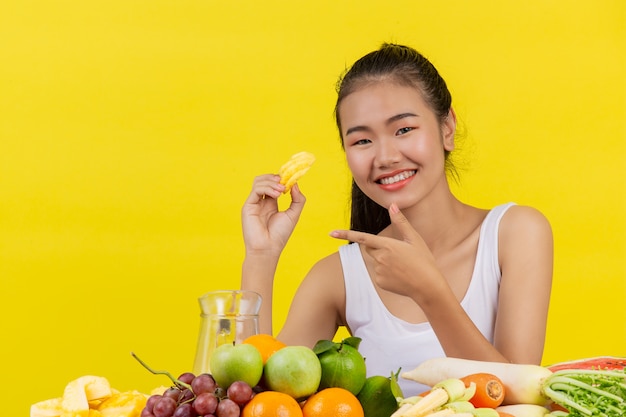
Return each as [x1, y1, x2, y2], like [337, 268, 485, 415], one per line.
[30, 397, 63, 417]
[61, 376, 112, 417]
[97, 391, 148, 417]
[278, 151, 315, 192]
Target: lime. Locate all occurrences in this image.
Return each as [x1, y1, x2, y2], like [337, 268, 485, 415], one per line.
[313, 337, 367, 396]
[357, 375, 399, 417]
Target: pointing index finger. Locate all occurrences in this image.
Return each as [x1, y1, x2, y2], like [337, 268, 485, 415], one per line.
[330, 229, 382, 248]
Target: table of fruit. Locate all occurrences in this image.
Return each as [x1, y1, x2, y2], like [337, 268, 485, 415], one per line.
[31, 335, 626, 417]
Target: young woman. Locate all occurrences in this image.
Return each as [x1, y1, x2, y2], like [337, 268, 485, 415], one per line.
[241, 43, 553, 395]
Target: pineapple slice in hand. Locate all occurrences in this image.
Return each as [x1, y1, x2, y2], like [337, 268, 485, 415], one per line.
[278, 151, 315, 193]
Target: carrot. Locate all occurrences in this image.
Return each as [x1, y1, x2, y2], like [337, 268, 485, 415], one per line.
[495, 404, 550, 416]
[459, 373, 505, 408]
[401, 357, 552, 405]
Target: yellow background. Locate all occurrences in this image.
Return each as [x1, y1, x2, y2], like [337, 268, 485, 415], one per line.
[1, 1, 624, 414]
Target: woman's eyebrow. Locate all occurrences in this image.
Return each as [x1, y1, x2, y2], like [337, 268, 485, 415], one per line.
[345, 125, 371, 136]
[345, 113, 419, 136]
[387, 112, 419, 124]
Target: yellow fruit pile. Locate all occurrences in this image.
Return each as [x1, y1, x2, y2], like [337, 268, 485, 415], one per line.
[30, 375, 149, 417]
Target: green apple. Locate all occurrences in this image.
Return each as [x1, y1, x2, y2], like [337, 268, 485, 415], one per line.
[263, 345, 322, 400]
[209, 343, 263, 389]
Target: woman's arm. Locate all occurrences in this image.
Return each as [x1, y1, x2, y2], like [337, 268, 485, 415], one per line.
[276, 253, 345, 348]
[494, 205, 554, 364]
[240, 175, 306, 335]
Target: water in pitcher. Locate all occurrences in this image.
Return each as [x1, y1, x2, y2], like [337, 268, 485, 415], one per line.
[193, 290, 262, 375]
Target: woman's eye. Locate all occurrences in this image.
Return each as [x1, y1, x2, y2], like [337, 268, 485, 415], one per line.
[353, 138, 371, 146]
[397, 127, 414, 135]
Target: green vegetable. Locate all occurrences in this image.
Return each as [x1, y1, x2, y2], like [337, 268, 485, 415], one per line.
[542, 368, 626, 416]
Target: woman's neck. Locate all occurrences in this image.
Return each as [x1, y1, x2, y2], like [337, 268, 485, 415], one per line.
[384, 188, 473, 255]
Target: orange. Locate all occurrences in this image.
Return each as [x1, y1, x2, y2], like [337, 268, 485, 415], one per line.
[242, 391, 303, 417]
[242, 334, 287, 364]
[302, 388, 364, 417]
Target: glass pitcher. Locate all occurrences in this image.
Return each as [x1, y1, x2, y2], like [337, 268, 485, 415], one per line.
[193, 290, 262, 375]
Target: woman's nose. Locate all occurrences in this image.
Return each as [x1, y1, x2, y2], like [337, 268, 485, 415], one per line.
[375, 138, 402, 167]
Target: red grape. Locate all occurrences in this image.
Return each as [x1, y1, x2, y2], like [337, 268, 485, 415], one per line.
[146, 395, 162, 412]
[178, 372, 196, 384]
[173, 403, 196, 417]
[153, 396, 177, 417]
[226, 381, 253, 406]
[141, 408, 156, 417]
[192, 374, 217, 394]
[193, 392, 218, 415]
[163, 388, 183, 402]
[216, 398, 240, 417]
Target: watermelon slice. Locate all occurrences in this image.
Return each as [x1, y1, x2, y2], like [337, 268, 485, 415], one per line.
[547, 356, 626, 372]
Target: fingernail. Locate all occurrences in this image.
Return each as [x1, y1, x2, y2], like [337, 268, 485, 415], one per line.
[329, 230, 340, 238]
[389, 203, 399, 214]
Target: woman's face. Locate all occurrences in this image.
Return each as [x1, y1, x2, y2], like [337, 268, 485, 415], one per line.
[338, 81, 455, 210]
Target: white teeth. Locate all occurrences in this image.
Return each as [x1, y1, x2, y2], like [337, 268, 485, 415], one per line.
[379, 170, 416, 185]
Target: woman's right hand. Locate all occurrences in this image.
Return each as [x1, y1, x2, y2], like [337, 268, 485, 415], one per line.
[241, 174, 306, 257]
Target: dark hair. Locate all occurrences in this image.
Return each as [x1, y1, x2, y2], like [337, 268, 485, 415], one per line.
[334, 43, 455, 234]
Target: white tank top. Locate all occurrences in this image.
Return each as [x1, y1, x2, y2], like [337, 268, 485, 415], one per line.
[340, 203, 515, 396]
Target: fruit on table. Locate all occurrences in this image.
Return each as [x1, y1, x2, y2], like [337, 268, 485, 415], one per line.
[313, 337, 367, 396]
[210, 342, 264, 389]
[356, 375, 400, 417]
[302, 387, 364, 417]
[133, 352, 257, 417]
[263, 345, 322, 400]
[143, 373, 256, 417]
[242, 333, 287, 365]
[242, 391, 303, 417]
[30, 375, 147, 417]
[547, 356, 626, 372]
[95, 391, 148, 417]
[62, 375, 112, 415]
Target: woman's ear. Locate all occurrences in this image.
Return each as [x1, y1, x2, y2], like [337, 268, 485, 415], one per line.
[442, 107, 457, 151]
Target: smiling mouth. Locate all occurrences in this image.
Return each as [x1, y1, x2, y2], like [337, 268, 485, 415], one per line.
[377, 170, 417, 185]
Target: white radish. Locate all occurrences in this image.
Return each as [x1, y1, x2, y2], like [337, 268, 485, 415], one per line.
[495, 404, 551, 416]
[401, 357, 553, 405]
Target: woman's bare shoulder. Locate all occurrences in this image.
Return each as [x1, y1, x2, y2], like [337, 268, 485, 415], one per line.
[498, 204, 553, 261]
[500, 204, 552, 235]
[306, 250, 344, 281]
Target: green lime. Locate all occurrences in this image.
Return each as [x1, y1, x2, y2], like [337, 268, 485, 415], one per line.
[313, 337, 367, 396]
[357, 375, 399, 417]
